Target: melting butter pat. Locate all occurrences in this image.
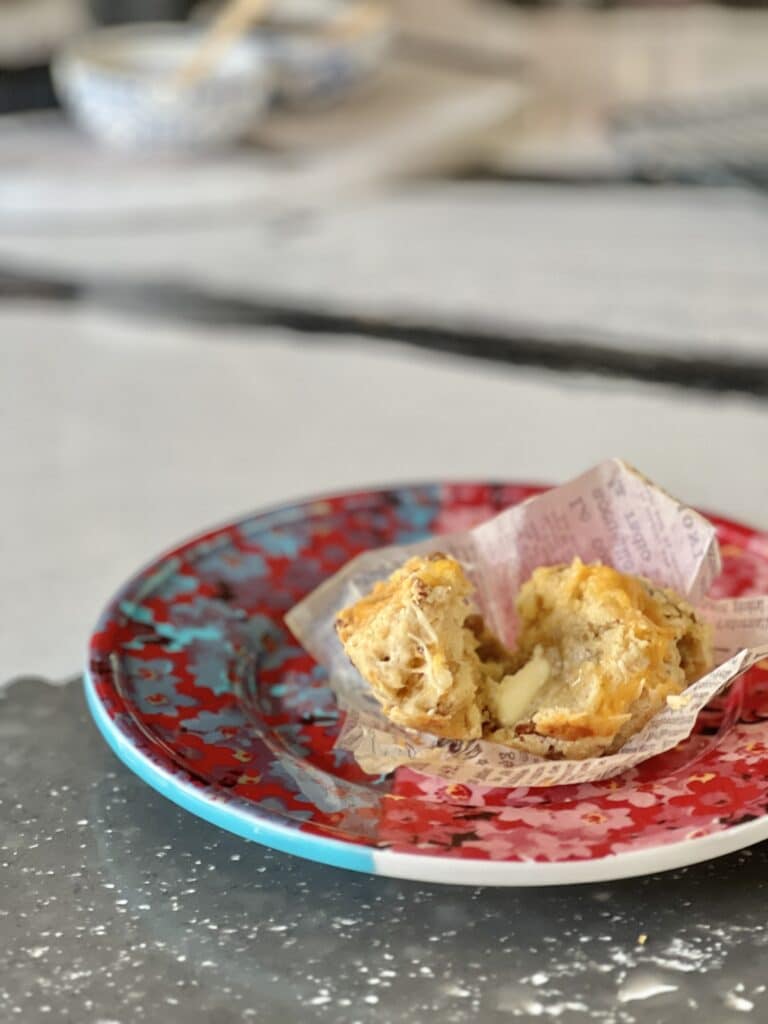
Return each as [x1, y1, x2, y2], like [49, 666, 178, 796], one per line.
[488, 647, 551, 727]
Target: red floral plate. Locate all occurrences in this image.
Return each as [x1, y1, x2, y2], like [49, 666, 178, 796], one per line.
[85, 482, 768, 886]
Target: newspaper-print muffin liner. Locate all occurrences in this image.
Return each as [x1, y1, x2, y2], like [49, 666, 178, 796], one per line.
[286, 460, 768, 786]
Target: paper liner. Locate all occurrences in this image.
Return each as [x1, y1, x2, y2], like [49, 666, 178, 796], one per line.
[286, 459, 768, 786]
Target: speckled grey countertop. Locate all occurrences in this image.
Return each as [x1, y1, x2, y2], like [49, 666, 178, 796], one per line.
[2, 677, 766, 1024]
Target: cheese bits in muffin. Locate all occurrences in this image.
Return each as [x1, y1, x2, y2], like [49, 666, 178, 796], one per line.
[486, 558, 713, 759]
[335, 554, 713, 759]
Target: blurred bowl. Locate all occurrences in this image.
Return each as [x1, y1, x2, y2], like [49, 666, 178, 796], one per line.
[258, 0, 393, 108]
[53, 23, 271, 151]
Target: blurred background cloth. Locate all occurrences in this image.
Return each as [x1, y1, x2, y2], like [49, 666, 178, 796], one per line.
[2, 0, 768, 362]
[3, 0, 768, 186]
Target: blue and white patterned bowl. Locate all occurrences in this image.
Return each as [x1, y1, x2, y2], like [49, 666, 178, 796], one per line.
[53, 23, 271, 150]
[257, 1, 393, 107]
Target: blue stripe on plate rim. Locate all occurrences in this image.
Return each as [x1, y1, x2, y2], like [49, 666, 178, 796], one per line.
[83, 667, 768, 887]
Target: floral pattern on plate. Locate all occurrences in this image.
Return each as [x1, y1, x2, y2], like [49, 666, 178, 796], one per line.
[88, 483, 768, 874]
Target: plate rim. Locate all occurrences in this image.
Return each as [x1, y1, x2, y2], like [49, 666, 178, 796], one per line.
[85, 480, 768, 887]
[84, 667, 768, 886]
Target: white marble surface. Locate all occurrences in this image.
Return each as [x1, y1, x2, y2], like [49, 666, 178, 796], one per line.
[3, 301, 768, 684]
[2, 183, 767, 359]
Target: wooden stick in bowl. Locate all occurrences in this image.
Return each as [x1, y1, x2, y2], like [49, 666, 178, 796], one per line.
[170, 0, 386, 92]
[170, 0, 270, 90]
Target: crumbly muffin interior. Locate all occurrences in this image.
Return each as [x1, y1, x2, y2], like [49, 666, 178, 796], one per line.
[335, 554, 713, 758]
[337, 554, 500, 738]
